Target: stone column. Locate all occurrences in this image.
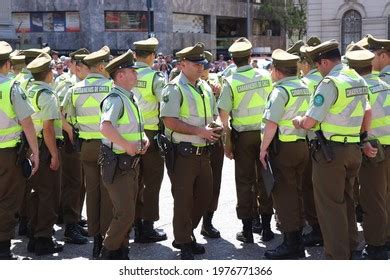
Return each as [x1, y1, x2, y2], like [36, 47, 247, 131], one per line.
[0, 0, 19, 43]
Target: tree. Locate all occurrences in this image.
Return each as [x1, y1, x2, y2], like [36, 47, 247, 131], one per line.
[257, 0, 307, 44]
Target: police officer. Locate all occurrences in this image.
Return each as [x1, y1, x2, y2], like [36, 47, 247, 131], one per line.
[132, 38, 167, 243]
[260, 49, 311, 259]
[0, 41, 39, 260]
[26, 52, 64, 256]
[345, 45, 389, 259]
[63, 46, 113, 259]
[99, 50, 147, 260]
[218, 37, 274, 244]
[200, 51, 224, 238]
[368, 36, 390, 84]
[9, 50, 26, 78]
[293, 40, 370, 259]
[57, 48, 91, 245]
[160, 42, 221, 260]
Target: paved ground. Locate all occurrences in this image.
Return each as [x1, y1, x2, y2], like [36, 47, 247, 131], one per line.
[11, 157, 366, 260]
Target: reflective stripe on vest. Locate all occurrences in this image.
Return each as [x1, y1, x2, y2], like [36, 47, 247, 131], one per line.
[133, 67, 159, 131]
[72, 76, 112, 139]
[302, 70, 322, 94]
[0, 79, 22, 148]
[227, 68, 273, 132]
[27, 83, 63, 139]
[319, 67, 368, 143]
[168, 80, 214, 146]
[101, 88, 144, 154]
[276, 78, 311, 142]
[365, 74, 390, 145]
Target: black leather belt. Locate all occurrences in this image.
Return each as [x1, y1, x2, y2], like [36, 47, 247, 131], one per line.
[177, 142, 210, 156]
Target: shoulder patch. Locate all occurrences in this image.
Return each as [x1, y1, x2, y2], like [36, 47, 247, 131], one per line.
[156, 71, 164, 78]
[313, 94, 324, 107]
[162, 92, 169, 103]
[103, 98, 113, 112]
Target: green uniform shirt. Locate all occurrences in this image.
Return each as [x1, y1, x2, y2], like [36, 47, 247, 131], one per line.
[0, 74, 34, 121]
[263, 77, 291, 124]
[32, 81, 61, 121]
[305, 64, 340, 122]
[160, 73, 219, 119]
[100, 86, 130, 126]
[134, 61, 166, 101]
[379, 65, 390, 85]
[217, 65, 253, 112]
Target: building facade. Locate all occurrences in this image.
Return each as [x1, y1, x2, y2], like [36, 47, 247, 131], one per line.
[10, 0, 286, 55]
[307, 0, 390, 53]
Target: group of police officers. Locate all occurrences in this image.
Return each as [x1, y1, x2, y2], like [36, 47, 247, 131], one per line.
[0, 32, 389, 260]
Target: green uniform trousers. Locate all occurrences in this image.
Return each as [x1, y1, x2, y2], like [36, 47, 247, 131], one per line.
[81, 140, 112, 237]
[0, 148, 25, 241]
[359, 146, 389, 246]
[29, 143, 61, 238]
[169, 152, 213, 244]
[233, 130, 273, 219]
[208, 140, 224, 212]
[60, 148, 82, 224]
[302, 156, 319, 226]
[313, 144, 361, 259]
[271, 141, 308, 233]
[136, 130, 164, 222]
[103, 166, 139, 251]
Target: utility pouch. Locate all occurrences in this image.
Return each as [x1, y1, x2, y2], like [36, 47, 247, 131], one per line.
[98, 144, 118, 185]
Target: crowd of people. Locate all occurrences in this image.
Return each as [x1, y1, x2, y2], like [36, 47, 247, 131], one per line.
[0, 32, 389, 261]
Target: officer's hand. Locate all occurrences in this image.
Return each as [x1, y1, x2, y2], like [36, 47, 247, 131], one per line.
[224, 146, 234, 160]
[125, 142, 139, 156]
[212, 83, 221, 96]
[259, 149, 269, 169]
[30, 152, 40, 175]
[50, 154, 60, 171]
[292, 116, 302, 129]
[139, 137, 150, 155]
[197, 126, 222, 142]
[363, 142, 378, 158]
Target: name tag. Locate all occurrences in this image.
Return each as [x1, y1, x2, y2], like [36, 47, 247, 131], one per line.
[369, 84, 388, 94]
[345, 87, 368, 97]
[291, 88, 311, 97]
[136, 81, 147, 88]
[236, 80, 271, 93]
[74, 86, 109, 95]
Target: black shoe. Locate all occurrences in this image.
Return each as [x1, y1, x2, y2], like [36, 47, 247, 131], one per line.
[92, 234, 103, 260]
[201, 212, 221, 238]
[27, 237, 36, 253]
[350, 250, 364, 260]
[0, 240, 29, 260]
[99, 246, 122, 260]
[78, 218, 88, 228]
[134, 220, 167, 243]
[34, 237, 64, 256]
[172, 240, 205, 254]
[74, 224, 89, 237]
[236, 218, 253, 243]
[302, 224, 323, 247]
[180, 243, 194, 260]
[264, 231, 305, 260]
[260, 215, 274, 242]
[362, 245, 388, 260]
[64, 224, 88, 244]
[18, 217, 29, 236]
[252, 216, 262, 234]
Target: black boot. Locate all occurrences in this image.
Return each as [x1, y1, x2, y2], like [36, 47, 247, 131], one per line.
[27, 237, 36, 253]
[64, 224, 88, 244]
[18, 216, 29, 236]
[180, 243, 194, 260]
[252, 216, 262, 235]
[99, 246, 122, 260]
[236, 218, 254, 243]
[92, 234, 103, 260]
[135, 220, 167, 243]
[121, 246, 130, 260]
[172, 233, 206, 255]
[261, 214, 274, 242]
[75, 224, 89, 237]
[0, 240, 17, 260]
[78, 217, 88, 228]
[362, 244, 388, 260]
[264, 231, 305, 260]
[34, 237, 64, 256]
[201, 212, 221, 238]
[302, 224, 323, 247]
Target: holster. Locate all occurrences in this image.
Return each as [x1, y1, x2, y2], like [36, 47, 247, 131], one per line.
[16, 132, 29, 166]
[98, 144, 118, 185]
[63, 127, 82, 153]
[270, 132, 280, 156]
[156, 133, 176, 173]
[117, 154, 140, 171]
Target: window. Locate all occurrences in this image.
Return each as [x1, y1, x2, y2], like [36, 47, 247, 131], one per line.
[173, 13, 210, 34]
[12, 12, 80, 32]
[341, 10, 362, 53]
[104, 11, 152, 32]
[253, 19, 281, 36]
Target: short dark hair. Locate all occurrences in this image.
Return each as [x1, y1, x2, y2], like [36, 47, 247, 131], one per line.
[275, 66, 298, 77]
[0, 59, 9, 68]
[135, 50, 154, 58]
[350, 65, 372, 76]
[31, 69, 51, 81]
[233, 55, 250, 67]
[313, 48, 341, 63]
[110, 68, 126, 80]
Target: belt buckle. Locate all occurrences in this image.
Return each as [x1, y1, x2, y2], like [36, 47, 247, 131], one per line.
[195, 146, 202, 156]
